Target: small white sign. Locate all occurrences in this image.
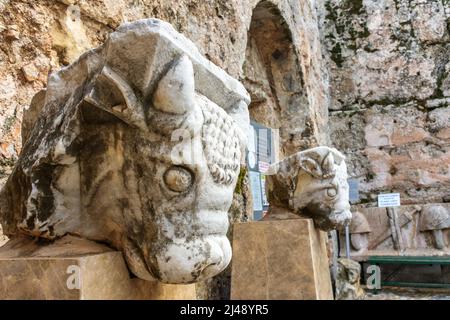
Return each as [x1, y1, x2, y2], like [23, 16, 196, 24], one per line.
[249, 171, 263, 211]
[248, 151, 257, 169]
[378, 193, 400, 207]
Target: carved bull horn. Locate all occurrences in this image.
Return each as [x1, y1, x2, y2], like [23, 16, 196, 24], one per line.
[299, 147, 345, 178]
[297, 147, 330, 178]
[321, 151, 336, 178]
[85, 65, 147, 130]
[267, 147, 345, 179]
[153, 55, 195, 114]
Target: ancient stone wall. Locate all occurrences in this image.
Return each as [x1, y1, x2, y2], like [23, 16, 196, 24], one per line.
[321, 0, 450, 206]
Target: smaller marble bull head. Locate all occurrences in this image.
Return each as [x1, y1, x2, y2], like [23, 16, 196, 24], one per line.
[265, 146, 352, 231]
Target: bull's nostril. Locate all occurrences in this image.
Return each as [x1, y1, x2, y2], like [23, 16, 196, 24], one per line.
[200, 261, 222, 279]
[202, 264, 217, 276]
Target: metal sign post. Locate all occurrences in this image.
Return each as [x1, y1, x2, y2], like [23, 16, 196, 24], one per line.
[345, 224, 351, 259]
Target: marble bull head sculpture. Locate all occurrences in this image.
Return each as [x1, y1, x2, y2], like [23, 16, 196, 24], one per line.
[0, 19, 250, 284]
[265, 146, 352, 231]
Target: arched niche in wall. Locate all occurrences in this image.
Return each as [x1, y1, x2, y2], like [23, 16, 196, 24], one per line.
[243, 0, 310, 158]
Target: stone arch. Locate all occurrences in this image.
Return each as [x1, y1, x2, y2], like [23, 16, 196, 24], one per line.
[243, 0, 311, 158]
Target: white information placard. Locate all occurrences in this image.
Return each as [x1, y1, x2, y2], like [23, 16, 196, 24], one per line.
[378, 193, 400, 207]
[249, 171, 263, 211]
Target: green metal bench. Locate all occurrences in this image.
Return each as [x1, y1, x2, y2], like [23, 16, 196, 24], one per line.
[367, 256, 450, 289]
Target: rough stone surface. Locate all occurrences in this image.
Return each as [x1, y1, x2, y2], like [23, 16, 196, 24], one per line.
[243, 2, 324, 156]
[335, 258, 365, 300]
[230, 218, 333, 300]
[0, 19, 250, 285]
[322, 0, 450, 206]
[330, 102, 450, 206]
[265, 146, 352, 231]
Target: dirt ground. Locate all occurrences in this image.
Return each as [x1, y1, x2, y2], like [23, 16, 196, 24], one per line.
[363, 286, 450, 300]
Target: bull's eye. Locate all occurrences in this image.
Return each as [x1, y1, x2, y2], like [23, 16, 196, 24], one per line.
[163, 166, 193, 192]
[326, 187, 337, 198]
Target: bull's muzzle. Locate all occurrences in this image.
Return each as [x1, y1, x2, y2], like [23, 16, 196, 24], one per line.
[152, 235, 232, 284]
[330, 209, 352, 231]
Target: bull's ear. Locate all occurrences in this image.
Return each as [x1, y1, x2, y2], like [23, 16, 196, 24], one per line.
[299, 156, 323, 178]
[84, 65, 147, 130]
[153, 55, 195, 114]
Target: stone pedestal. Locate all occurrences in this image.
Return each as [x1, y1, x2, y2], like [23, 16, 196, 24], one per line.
[0, 236, 196, 300]
[230, 218, 333, 300]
